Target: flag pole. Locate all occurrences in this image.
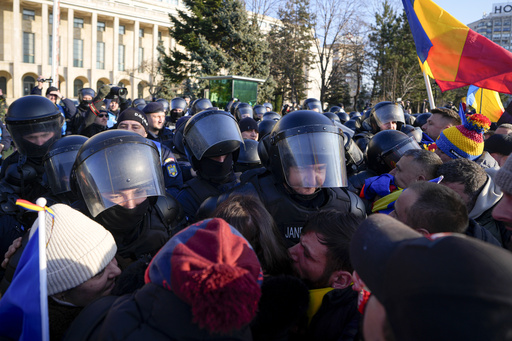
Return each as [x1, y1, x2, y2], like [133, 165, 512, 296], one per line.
[35, 197, 49, 341]
[479, 88, 483, 114]
[423, 70, 436, 110]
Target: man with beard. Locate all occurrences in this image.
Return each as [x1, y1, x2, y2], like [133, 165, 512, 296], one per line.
[288, 210, 363, 341]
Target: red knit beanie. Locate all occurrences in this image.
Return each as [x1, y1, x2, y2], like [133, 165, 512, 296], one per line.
[145, 218, 263, 333]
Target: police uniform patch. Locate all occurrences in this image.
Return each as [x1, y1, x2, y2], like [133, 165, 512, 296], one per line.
[164, 158, 178, 177]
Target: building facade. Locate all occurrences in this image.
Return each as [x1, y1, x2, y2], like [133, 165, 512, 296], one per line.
[468, 2, 512, 51]
[0, 0, 181, 103]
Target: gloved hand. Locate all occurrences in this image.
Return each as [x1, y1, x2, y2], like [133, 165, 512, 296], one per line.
[97, 84, 112, 100]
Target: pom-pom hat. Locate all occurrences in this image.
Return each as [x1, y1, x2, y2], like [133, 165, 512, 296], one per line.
[145, 218, 263, 333]
[435, 113, 491, 160]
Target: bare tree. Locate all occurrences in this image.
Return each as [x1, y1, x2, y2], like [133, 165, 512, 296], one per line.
[125, 59, 170, 100]
[244, 0, 283, 19]
[309, 0, 369, 105]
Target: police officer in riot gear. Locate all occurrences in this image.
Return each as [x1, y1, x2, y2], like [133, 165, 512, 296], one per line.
[43, 135, 88, 205]
[353, 101, 405, 154]
[253, 104, 266, 121]
[234, 102, 254, 121]
[0, 96, 63, 224]
[168, 97, 187, 124]
[176, 109, 243, 223]
[72, 130, 182, 261]
[211, 110, 366, 245]
[303, 98, 323, 112]
[188, 98, 213, 116]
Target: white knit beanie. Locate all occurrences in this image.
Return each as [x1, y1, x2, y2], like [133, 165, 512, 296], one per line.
[30, 204, 117, 296]
[496, 156, 512, 194]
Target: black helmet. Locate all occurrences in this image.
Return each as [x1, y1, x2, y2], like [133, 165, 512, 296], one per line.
[323, 112, 341, 123]
[414, 113, 432, 128]
[132, 98, 147, 111]
[349, 111, 361, 119]
[258, 119, 277, 139]
[235, 103, 254, 121]
[235, 139, 262, 173]
[263, 102, 273, 111]
[344, 118, 357, 130]
[155, 98, 170, 114]
[369, 101, 405, 133]
[43, 135, 88, 195]
[168, 97, 187, 123]
[343, 133, 365, 176]
[73, 130, 165, 217]
[337, 111, 350, 124]
[173, 116, 191, 155]
[183, 109, 243, 170]
[401, 124, 423, 143]
[268, 110, 348, 190]
[253, 105, 266, 121]
[404, 112, 416, 126]
[263, 111, 281, 122]
[303, 98, 323, 112]
[329, 106, 342, 114]
[230, 101, 241, 117]
[366, 130, 421, 174]
[5, 95, 63, 158]
[78, 88, 95, 105]
[189, 98, 213, 116]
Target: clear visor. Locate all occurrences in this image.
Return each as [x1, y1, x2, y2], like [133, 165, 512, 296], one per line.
[307, 102, 323, 112]
[382, 137, 421, 170]
[76, 143, 165, 217]
[8, 117, 62, 157]
[185, 114, 243, 160]
[238, 107, 254, 119]
[278, 132, 347, 188]
[44, 150, 80, 195]
[374, 107, 405, 126]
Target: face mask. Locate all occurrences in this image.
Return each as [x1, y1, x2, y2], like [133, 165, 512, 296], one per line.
[95, 199, 150, 241]
[197, 153, 234, 183]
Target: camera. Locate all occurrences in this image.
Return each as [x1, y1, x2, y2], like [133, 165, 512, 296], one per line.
[106, 86, 128, 100]
[38, 78, 53, 83]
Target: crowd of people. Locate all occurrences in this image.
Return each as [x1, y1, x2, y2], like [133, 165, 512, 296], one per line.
[0, 82, 512, 340]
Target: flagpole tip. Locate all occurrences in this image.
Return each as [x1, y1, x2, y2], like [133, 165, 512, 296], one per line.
[36, 198, 47, 207]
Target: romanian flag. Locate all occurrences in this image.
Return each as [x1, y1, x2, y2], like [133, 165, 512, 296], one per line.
[402, 0, 512, 94]
[467, 85, 505, 122]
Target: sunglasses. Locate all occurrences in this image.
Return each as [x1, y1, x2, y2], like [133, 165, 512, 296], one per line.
[97, 114, 109, 118]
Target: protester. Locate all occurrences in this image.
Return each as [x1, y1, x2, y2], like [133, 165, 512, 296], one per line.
[484, 133, 512, 166]
[493, 155, 512, 232]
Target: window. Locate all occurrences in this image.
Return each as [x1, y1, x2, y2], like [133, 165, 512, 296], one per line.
[158, 31, 162, 42]
[23, 76, 35, 96]
[97, 42, 105, 69]
[73, 39, 83, 67]
[495, 28, 502, 32]
[505, 21, 511, 26]
[138, 47, 144, 72]
[74, 18, 84, 28]
[495, 20, 502, 26]
[49, 13, 53, 25]
[0, 77, 7, 96]
[23, 32, 35, 63]
[139, 28, 144, 38]
[23, 9, 35, 21]
[97, 21, 105, 32]
[119, 25, 125, 35]
[73, 79, 83, 97]
[118, 44, 125, 71]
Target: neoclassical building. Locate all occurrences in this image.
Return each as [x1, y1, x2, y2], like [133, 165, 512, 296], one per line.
[0, 0, 180, 103]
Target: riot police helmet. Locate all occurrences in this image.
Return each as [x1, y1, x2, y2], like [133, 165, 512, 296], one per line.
[329, 106, 342, 114]
[253, 105, 266, 121]
[258, 119, 277, 139]
[404, 112, 416, 126]
[366, 130, 421, 174]
[303, 98, 323, 112]
[324, 112, 341, 123]
[337, 111, 350, 124]
[268, 110, 348, 191]
[369, 101, 405, 133]
[73, 130, 165, 217]
[235, 102, 254, 121]
[189, 98, 213, 116]
[43, 135, 88, 195]
[132, 98, 147, 111]
[78, 88, 96, 104]
[173, 116, 191, 155]
[414, 113, 432, 128]
[235, 139, 262, 173]
[349, 111, 361, 119]
[344, 118, 358, 130]
[5, 95, 63, 158]
[401, 124, 423, 143]
[263, 111, 281, 122]
[155, 98, 170, 114]
[170, 97, 187, 111]
[263, 102, 273, 111]
[183, 109, 243, 170]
